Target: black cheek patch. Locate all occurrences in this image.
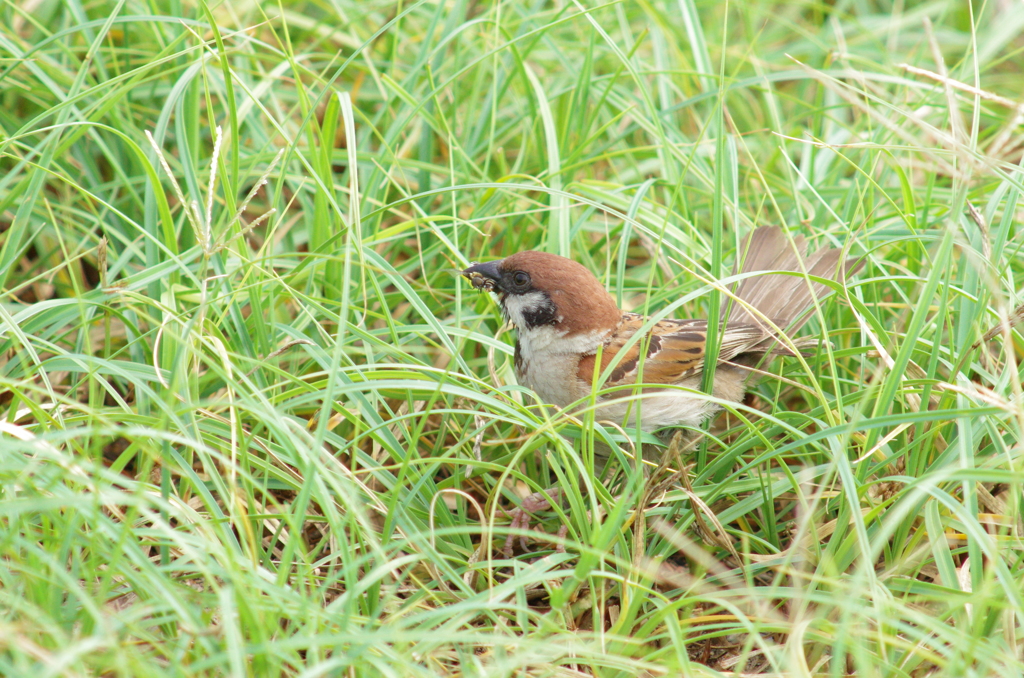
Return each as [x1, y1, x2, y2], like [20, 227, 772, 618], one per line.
[520, 299, 558, 329]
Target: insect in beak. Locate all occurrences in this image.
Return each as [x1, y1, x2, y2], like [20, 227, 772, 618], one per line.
[461, 260, 502, 291]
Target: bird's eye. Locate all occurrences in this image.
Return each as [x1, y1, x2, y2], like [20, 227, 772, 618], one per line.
[511, 271, 530, 288]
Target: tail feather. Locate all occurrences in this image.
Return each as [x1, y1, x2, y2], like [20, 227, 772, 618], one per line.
[725, 226, 859, 340]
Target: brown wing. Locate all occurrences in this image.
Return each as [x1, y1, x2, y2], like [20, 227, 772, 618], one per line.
[576, 313, 770, 388]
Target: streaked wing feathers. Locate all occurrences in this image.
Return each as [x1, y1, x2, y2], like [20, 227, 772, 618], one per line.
[576, 313, 771, 388]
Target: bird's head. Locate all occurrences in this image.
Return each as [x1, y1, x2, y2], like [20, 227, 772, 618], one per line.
[462, 251, 621, 335]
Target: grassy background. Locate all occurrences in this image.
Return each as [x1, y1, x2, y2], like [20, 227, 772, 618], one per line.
[2, 0, 1024, 675]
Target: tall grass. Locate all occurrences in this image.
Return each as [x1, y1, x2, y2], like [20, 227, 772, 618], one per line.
[2, 0, 1023, 675]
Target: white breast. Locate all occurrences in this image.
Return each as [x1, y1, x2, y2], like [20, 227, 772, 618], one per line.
[515, 326, 605, 408]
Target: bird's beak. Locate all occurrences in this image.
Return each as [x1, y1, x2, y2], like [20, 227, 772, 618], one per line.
[461, 260, 502, 291]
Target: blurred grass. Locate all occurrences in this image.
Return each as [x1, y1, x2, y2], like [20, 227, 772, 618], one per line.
[2, 0, 1024, 675]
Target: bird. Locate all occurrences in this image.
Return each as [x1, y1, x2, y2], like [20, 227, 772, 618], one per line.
[462, 226, 858, 553]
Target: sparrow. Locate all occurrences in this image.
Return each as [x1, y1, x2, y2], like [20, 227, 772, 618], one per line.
[462, 226, 858, 555]
[463, 226, 858, 437]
